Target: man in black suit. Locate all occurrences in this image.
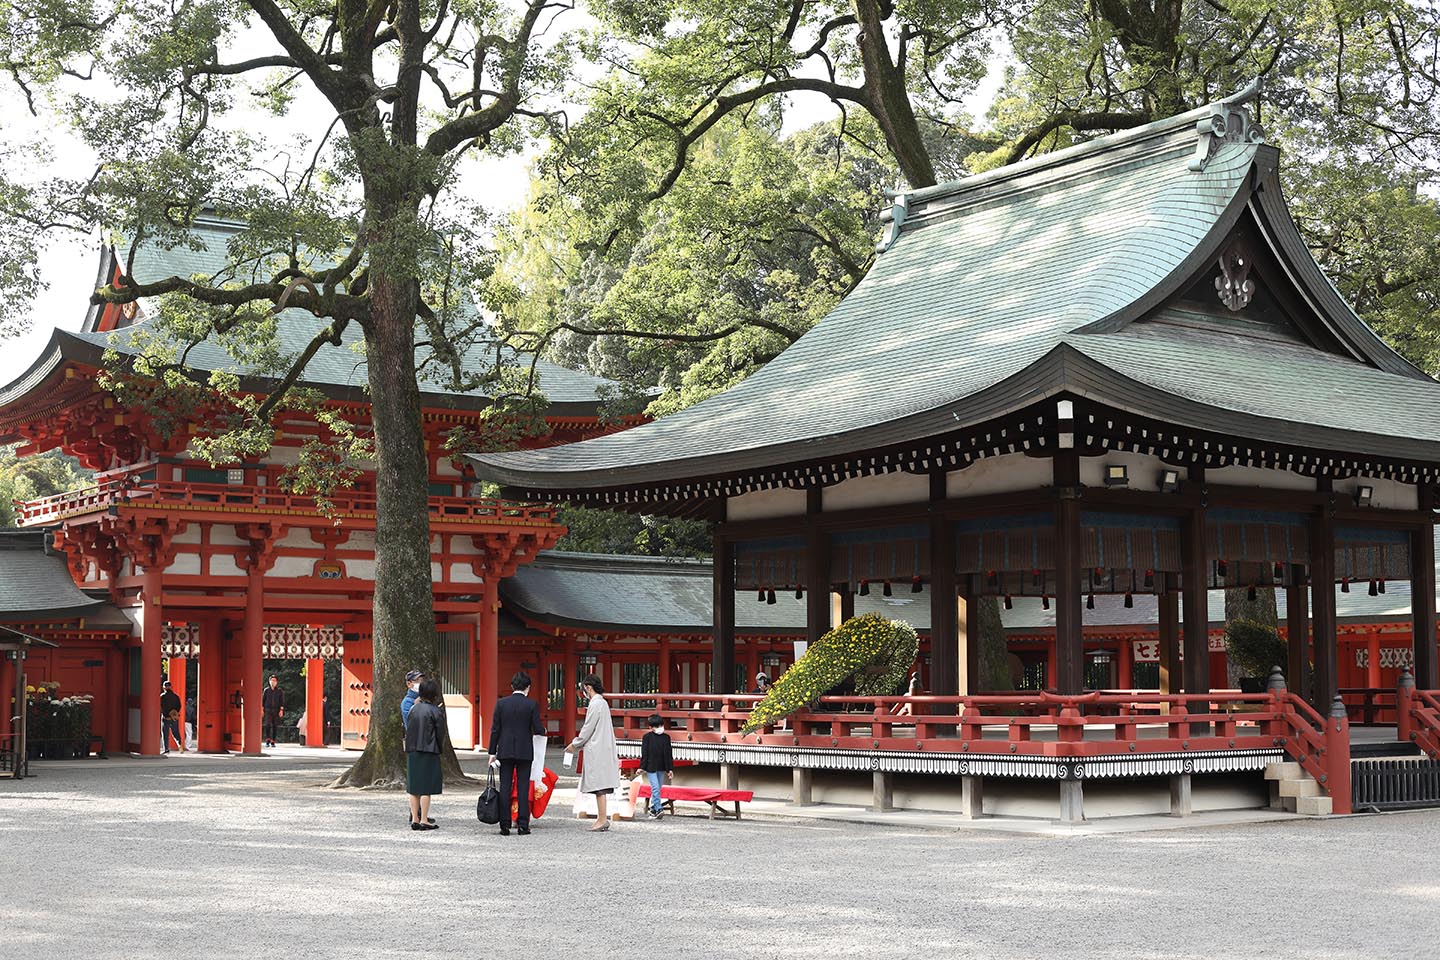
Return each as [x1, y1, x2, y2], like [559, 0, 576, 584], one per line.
[488, 671, 546, 836]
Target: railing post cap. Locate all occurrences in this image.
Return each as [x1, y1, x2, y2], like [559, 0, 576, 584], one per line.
[1398, 669, 1416, 690]
[1266, 666, 1287, 692]
[1328, 695, 1348, 720]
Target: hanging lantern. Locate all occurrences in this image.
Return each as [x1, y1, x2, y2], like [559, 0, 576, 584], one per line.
[1379, 579, 1387, 594]
[1143, 569, 1154, 588]
[1032, 569, 1043, 587]
[1003, 594, 1013, 610]
[882, 581, 893, 598]
[1042, 595, 1050, 610]
[1087, 593, 1095, 610]
[1341, 577, 1351, 593]
[756, 588, 766, 602]
[794, 586, 804, 600]
[1368, 580, 1378, 597]
[1273, 562, 1285, 581]
[766, 588, 777, 605]
[859, 580, 870, 596]
[1124, 592, 1134, 609]
[1217, 559, 1228, 578]
[910, 576, 923, 594]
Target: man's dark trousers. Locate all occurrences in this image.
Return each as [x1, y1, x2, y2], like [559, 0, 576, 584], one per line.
[263, 713, 280, 743]
[499, 758, 531, 829]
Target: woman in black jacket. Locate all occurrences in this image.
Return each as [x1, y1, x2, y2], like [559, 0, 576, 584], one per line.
[404, 679, 446, 831]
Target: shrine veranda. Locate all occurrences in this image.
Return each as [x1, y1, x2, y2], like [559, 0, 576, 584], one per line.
[5, 93, 1440, 819]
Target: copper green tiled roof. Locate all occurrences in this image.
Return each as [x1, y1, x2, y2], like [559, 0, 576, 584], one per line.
[470, 97, 1440, 494]
[0, 216, 618, 416]
[0, 531, 105, 622]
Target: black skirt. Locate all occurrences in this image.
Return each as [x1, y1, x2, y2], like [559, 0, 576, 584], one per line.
[407, 751, 443, 796]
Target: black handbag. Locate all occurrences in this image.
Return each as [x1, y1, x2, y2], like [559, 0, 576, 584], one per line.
[477, 768, 502, 824]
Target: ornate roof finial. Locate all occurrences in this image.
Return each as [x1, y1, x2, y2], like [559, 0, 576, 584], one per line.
[875, 189, 909, 253]
[1188, 79, 1266, 172]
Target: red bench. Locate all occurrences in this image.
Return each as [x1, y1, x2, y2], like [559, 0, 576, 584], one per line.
[635, 784, 754, 820]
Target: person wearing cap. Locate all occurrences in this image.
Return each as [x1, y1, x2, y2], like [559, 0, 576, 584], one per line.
[261, 674, 285, 748]
[750, 673, 772, 695]
[160, 680, 183, 755]
[401, 670, 425, 726]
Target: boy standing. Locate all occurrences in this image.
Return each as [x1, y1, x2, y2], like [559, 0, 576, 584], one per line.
[639, 714, 674, 820]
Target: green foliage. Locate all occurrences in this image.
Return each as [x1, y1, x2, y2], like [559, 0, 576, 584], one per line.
[741, 613, 919, 734]
[553, 506, 710, 559]
[1224, 619, 1287, 679]
[0, 447, 92, 527]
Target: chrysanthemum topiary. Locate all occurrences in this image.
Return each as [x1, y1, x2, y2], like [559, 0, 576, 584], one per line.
[741, 613, 919, 734]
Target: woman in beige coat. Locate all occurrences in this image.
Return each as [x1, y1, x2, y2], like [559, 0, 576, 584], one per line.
[568, 673, 622, 831]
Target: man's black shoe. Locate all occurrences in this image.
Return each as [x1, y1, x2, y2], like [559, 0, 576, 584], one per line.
[499, 826, 510, 836]
[517, 827, 531, 835]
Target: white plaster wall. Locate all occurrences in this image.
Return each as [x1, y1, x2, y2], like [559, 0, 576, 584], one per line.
[946, 452, 1051, 498]
[265, 445, 303, 466]
[171, 526, 203, 545]
[446, 537, 484, 555]
[449, 564, 483, 584]
[276, 529, 313, 550]
[1336, 476, 1418, 511]
[270, 555, 314, 578]
[166, 554, 201, 575]
[435, 459, 461, 478]
[347, 530, 377, 552]
[1079, 451, 1165, 492]
[1206, 464, 1316, 492]
[209, 526, 247, 546]
[119, 558, 133, 578]
[210, 554, 244, 578]
[346, 559, 377, 580]
[431, 562, 443, 581]
[728, 487, 807, 521]
[823, 471, 929, 512]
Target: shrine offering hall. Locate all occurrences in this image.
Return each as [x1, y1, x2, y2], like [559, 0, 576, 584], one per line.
[6, 91, 1440, 818]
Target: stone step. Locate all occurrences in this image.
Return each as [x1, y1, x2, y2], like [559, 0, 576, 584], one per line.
[1295, 794, 1333, 816]
[1280, 795, 1297, 813]
[1265, 762, 1303, 781]
[1279, 778, 1323, 798]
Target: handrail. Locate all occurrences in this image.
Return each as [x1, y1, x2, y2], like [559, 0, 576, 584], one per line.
[1398, 673, 1440, 761]
[1338, 687, 1398, 726]
[605, 684, 1351, 812]
[13, 469, 559, 526]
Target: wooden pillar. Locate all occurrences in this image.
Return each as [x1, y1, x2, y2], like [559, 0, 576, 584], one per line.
[478, 578, 500, 748]
[929, 473, 959, 696]
[198, 617, 225, 752]
[562, 635, 579, 741]
[167, 656, 187, 751]
[712, 531, 736, 694]
[1180, 504, 1210, 699]
[958, 585, 981, 695]
[1411, 489, 1438, 688]
[839, 589, 855, 623]
[0, 653, 13, 744]
[1366, 632, 1382, 689]
[140, 566, 164, 756]
[1286, 574, 1310, 702]
[1053, 450, 1084, 695]
[744, 642, 760, 693]
[241, 565, 264, 754]
[1159, 576, 1180, 703]
[1118, 636, 1134, 689]
[805, 490, 830, 646]
[657, 637, 672, 698]
[305, 658, 325, 747]
[1310, 496, 1339, 711]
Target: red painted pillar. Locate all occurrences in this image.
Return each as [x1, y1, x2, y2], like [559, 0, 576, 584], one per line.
[477, 578, 500, 749]
[305, 658, 325, 747]
[0, 654, 13, 743]
[744, 641, 760, 693]
[658, 637, 672, 710]
[241, 565, 264, 754]
[140, 567, 163, 756]
[1118, 639, 1134, 690]
[563, 635, 578, 741]
[1366, 631, 1382, 689]
[198, 618, 225, 752]
[168, 657, 187, 750]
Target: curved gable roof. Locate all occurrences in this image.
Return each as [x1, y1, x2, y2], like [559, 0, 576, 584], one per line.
[472, 98, 1440, 495]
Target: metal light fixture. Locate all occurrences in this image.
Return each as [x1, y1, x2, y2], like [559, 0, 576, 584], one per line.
[1105, 464, 1129, 487]
[761, 651, 782, 669]
[579, 648, 598, 670]
[1355, 484, 1375, 507]
[1159, 468, 1181, 493]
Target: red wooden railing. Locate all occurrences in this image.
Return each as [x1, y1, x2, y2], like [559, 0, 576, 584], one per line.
[1398, 674, 1440, 761]
[1340, 687, 1398, 726]
[609, 686, 1353, 813]
[13, 467, 558, 526]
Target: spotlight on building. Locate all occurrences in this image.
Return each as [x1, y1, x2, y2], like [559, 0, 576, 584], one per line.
[1159, 468, 1181, 493]
[1105, 464, 1130, 487]
[1355, 484, 1375, 507]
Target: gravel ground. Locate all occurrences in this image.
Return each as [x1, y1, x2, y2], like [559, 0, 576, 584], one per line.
[3, 754, 1439, 960]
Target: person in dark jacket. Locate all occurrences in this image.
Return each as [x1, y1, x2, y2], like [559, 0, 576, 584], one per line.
[488, 671, 545, 836]
[639, 714, 674, 820]
[400, 670, 425, 725]
[160, 681, 183, 755]
[261, 675, 285, 747]
[404, 678, 446, 831]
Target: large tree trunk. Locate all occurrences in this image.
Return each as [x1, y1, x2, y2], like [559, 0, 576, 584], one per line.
[853, 0, 937, 189]
[977, 595, 1014, 691]
[333, 231, 464, 787]
[1223, 585, 1279, 686]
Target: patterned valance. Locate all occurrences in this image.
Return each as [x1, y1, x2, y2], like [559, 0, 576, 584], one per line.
[1081, 512, 1182, 574]
[955, 514, 1053, 575]
[261, 624, 344, 660]
[1207, 509, 1309, 566]
[735, 536, 806, 591]
[1335, 526, 1411, 583]
[831, 524, 929, 587]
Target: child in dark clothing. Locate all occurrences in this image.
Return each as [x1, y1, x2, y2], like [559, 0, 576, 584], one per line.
[639, 714, 674, 820]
